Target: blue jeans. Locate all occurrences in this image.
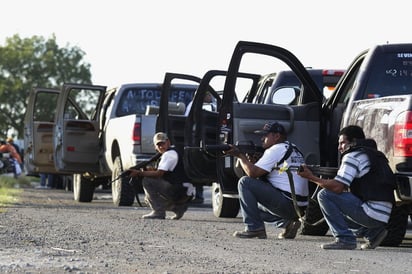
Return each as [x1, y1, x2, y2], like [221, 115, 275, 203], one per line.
[40, 173, 47, 187]
[195, 185, 204, 199]
[238, 176, 298, 231]
[317, 189, 386, 244]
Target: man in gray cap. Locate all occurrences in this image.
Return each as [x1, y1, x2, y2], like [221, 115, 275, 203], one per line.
[129, 132, 193, 219]
[225, 122, 308, 239]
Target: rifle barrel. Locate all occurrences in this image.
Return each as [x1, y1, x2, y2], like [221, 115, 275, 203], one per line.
[275, 165, 338, 178]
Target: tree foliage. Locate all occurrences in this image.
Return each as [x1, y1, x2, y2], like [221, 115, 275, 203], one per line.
[0, 34, 92, 139]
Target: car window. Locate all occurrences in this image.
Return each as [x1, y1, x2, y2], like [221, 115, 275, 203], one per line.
[116, 86, 196, 117]
[117, 87, 161, 116]
[64, 88, 102, 120]
[337, 68, 359, 105]
[168, 86, 196, 107]
[33, 92, 59, 122]
[363, 52, 412, 98]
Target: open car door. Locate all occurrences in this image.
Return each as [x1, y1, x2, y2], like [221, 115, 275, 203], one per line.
[215, 41, 324, 217]
[156, 72, 201, 155]
[183, 70, 261, 186]
[53, 83, 107, 173]
[24, 88, 61, 174]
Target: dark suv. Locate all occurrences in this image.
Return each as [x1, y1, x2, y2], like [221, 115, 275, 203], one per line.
[246, 69, 344, 104]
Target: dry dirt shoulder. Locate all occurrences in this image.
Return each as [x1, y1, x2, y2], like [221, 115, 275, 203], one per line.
[0, 187, 411, 273]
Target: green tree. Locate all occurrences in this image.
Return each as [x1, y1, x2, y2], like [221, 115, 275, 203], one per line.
[0, 34, 92, 139]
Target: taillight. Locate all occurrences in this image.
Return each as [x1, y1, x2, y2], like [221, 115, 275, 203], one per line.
[394, 111, 412, 156]
[133, 123, 141, 144]
[322, 69, 345, 77]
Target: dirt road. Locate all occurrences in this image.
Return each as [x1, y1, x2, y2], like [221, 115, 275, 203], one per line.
[0, 187, 411, 273]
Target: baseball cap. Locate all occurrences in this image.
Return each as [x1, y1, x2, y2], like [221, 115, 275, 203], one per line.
[254, 122, 286, 135]
[6, 137, 13, 142]
[153, 132, 168, 145]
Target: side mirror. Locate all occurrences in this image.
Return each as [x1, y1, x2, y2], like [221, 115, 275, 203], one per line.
[270, 87, 300, 105]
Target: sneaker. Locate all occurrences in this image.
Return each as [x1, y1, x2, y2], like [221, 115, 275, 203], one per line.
[233, 229, 267, 239]
[170, 204, 188, 220]
[142, 211, 165, 219]
[361, 229, 388, 250]
[321, 240, 357, 250]
[278, 220, 301, 239]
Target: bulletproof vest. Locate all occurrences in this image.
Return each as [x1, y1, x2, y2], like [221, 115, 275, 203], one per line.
[163, 147, 189, 185]
[342, 144, 396, 204]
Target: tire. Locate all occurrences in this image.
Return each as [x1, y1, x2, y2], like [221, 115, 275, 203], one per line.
[73, 174, 95, 202]
[111, 156, 135, 206]
[381, 204, 409, 247]
[212, 183, 240, 218]
[300, 198, 329, 236]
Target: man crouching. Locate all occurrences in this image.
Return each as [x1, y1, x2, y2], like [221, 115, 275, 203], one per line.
[129, 132, 193, 220]
[224, 122, 308, 239]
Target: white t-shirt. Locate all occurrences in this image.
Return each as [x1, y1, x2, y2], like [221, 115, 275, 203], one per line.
[255, 141, 308, 197]
[157, 149, 178, 172]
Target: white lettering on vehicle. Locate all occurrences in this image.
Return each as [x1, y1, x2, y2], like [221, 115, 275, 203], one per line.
[397, 53, 412, 58]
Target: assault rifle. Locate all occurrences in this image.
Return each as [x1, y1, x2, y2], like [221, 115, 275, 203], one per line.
[110, 152, 162, 183]
[110, 152, 162, 207]
[185, 141, 264, 156]
[205, 144, 264, 154]
[273, 164, 338, 223]
[274, 164, 338, 178]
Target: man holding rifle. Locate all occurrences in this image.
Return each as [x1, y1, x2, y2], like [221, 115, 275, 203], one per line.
[224, 122, 308, 239]
[298, 125, 394, 250]
[128, 132, 194, 220]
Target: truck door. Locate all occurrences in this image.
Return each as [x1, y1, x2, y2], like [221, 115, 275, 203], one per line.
[216, 41, 324, 217]
[184, 70, 261, 185]
[157, 73, 201, 155]
[24, 88, 61, 174]
[321, 50, 366, 167]
[53, 83, 107, 173]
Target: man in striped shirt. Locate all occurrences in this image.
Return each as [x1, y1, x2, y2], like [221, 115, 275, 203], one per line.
[298, 125, 393, 250]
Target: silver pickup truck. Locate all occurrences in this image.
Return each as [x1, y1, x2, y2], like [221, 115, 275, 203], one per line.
[24, 78, 199, 206]
[199, 41, 412, 246]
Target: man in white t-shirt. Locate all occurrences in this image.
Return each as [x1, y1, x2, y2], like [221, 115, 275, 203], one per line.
[129, 132, 193, 220]
[225, 122, 308, 239]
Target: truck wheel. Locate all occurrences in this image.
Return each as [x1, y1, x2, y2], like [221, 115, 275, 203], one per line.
[381, 204, 409, 246]
[212, 183, 240, 218]
[300, 198, 329, 236]
[112, 156, 135, 206]
[73, 174, 95, 202]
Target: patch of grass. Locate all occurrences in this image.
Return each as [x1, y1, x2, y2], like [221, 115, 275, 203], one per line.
[0, 174, 34, 212]
[0, 187, 20, 210]
[0, 175, 33, 188]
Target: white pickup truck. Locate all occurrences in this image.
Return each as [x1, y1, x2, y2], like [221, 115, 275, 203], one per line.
[24, 77, 199, 206]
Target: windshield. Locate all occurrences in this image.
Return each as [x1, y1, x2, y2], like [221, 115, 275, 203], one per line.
[116, 85, 197, 116]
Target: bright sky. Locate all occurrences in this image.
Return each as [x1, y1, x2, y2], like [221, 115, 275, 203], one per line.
[1, 0, 410, 88]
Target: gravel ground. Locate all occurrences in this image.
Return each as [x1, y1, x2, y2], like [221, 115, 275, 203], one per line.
[0, 186, 412, 273]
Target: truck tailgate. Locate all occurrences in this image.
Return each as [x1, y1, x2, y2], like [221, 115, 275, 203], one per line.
[140, 115, 158, 154]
